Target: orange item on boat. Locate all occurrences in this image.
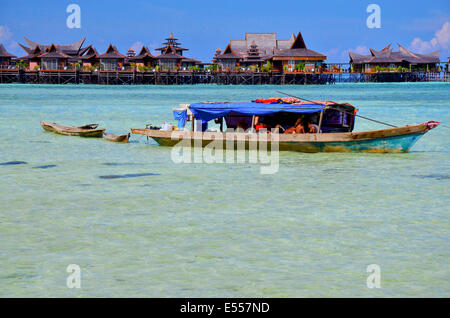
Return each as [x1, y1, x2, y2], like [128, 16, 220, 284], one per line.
[255, 123, 268, 131]
[254, 97, 281, 104]
[254, 97, 300, 104]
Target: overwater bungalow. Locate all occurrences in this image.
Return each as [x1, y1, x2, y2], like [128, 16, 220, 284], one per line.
[19, 36, 87, 58]
[128, 46, 155, 70]
[79, 45, 99, 69]
[155, 33, 202, 70]
[156, 45, 183, 70]
[97, 44, 125, 71]
[349, 44, 440, 72]
[269, 32, 327, 72]
[214, 32, 326, 72]
[17, 36, 89, 70]
[18, 46, 43, 70]
[0, 44, 16, 68]
[38, 44, 70, 70]
[214, 44, 243, 70]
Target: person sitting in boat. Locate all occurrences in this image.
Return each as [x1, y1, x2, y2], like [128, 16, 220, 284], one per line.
[306, 121, 321, 133]
[279, 118, 306, 134]
[254, 116, 270, 132]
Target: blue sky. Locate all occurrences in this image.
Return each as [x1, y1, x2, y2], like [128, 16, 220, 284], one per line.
[1, 0, 449, 62]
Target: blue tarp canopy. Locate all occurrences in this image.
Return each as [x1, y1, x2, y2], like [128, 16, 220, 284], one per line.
[189, 102, 325, 122]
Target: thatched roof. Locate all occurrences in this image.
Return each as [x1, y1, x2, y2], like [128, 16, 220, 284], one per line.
[20, 36, 86, 56]
[155, 45, 184, 60]
[181, 57, 203, 65]
[218, 32, 324, 62]
[155, 32, 188, 52]
[18, 46, 43, 60]
[215, 44, 243, 60]
[38, 44, 70, 59]
[349, 44, 440, 65]
[229, 33, 295, 56]
[129, 46, 154, 60]
[271, 32, 326, 59]
[79, 45, 98, 60]
[97, 44, 125, 59]
[0, 44, 15, 58]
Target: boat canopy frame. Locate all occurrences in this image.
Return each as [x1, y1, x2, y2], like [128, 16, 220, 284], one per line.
[186, 101, 356, 133]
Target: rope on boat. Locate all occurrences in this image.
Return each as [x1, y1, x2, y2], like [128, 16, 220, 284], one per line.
[275, 90, 398, 128]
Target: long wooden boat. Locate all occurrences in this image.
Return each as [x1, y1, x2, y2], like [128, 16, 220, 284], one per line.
[103, 132, 130, 143]
[131, 101, 439, 153]
[40, 121, 105, 137]
[132, 122, 437, 153]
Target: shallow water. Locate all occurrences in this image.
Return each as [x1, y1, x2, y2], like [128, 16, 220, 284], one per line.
[0, 83, 448, 297]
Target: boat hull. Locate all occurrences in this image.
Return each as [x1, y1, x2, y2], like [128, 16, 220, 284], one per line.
[278, 132, 425, 153]
[41, 121, 105, 137]
[131, 122, 436, 153]
[103, 133, 130, 143]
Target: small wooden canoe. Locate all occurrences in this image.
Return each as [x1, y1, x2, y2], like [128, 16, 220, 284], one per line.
[103, 132, 130, 143]
[40, 121, 105, 137]
[78, 124, 99, 129]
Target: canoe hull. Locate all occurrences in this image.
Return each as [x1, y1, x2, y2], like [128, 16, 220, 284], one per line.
[41, 121, 105, 137]
[103, 133, 130, 143]
[278, 132, 425, 153]
[131, 122, 436, 153]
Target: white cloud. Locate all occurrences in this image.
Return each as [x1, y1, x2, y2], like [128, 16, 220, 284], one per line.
[411, 38, 433, 53]
[435, 22, 450, 48]
[349, 45, 369, 55]
[0, 25, 21, 55]
[410, 21, 450, 53]
[0, 25, 12, 42]
[8, 42, 19, 52]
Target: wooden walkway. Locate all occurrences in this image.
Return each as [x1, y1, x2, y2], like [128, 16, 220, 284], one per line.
[0, 69, 448, 85]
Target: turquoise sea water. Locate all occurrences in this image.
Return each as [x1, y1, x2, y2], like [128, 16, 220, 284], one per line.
[0, 83, 448, 297]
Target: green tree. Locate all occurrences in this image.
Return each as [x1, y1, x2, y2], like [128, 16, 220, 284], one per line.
[262, 61, 273, 73]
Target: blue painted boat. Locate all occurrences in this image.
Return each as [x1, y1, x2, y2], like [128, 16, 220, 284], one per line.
[131, 101, 439, 153]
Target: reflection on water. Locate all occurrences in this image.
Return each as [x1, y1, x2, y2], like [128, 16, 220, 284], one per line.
[32, 165, 57, 169]
[0, 161, 28, 165]
[102, 162, 144, 166]
[98, 172, 161, 179]
[414, 174, 450, 180]
[0, 83, 449, 297]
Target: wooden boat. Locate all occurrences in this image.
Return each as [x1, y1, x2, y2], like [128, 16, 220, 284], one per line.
[103, 132, 130, 143]
[131, 101, 440, 153]
[78, 124, 99, 129]
[132, 123, 437, 153]
[40, 121, 105, 137]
